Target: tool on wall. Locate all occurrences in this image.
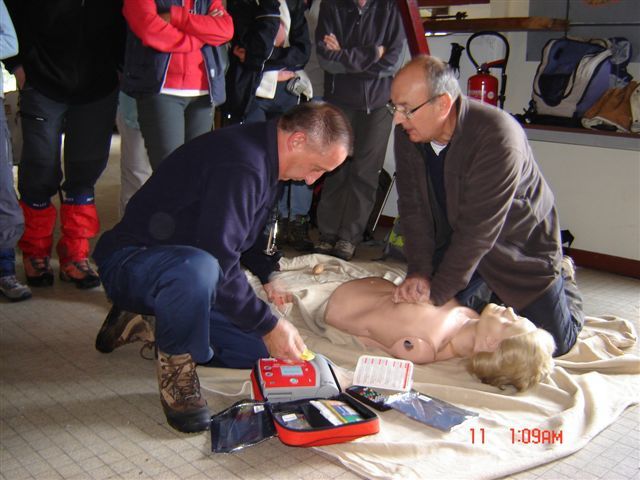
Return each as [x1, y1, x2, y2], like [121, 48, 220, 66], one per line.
[466, 31, 510, 109]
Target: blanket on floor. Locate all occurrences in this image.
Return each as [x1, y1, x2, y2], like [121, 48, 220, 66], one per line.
[200, 254, 639, 480]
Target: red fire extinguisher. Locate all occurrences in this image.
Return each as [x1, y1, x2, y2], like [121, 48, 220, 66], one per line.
[466, 31, 509, 109]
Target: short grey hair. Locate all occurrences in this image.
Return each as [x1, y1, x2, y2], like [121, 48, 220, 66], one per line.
[410, 55, 462, 101]
[278, 101, 354, 156]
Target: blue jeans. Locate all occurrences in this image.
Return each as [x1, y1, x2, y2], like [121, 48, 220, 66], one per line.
[279, 181, 313, 219]
[97, 245, 268, 367]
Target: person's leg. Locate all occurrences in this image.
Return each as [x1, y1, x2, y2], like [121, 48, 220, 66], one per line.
[136, 94, 188, 170]
[315, 106, 357, 249]
[518, 272, 584, 357]
[206, 309, 268, 368]
[116, 99, 152, 216]
[97, 245, 221, 432]
[17, 87, 67, 285]
[0, 100, 31, 301]
[184, 95, 214, 142]
[336, 106, 392, 245]
[57, 88, 118, 289]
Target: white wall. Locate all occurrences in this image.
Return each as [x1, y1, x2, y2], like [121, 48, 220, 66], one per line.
[382, 3, 640, 261]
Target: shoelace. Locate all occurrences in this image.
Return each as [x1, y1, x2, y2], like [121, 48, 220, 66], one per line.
[0, 276, 21, 289]
[72, 260, 96, 274]
[139, 342, 155, 360]
[160, 356, 201, 402]
[30, 257, 50, 271]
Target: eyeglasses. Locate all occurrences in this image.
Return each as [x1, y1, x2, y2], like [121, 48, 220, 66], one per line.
[386, 94, 441, 120]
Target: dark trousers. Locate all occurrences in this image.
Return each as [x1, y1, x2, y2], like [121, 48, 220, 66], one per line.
[316, 105, 392, 244]
[136, 94, 213, 171]
[97, 245, 268, 368]
[455, 269, 583, 357]
[17, 86, 118, 204]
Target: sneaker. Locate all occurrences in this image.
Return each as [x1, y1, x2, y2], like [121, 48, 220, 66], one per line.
[60, 259, 100, 289]
[156, 350, 210, 433]
[333, 239, 356, 261]
[288, 215, 314, 252]
[24, 256, 54, 287]
[313, 239, 334, 255]
[561, 255, 576, 282]
[95, 305, 155, 354]
[0, 275, 32, 302]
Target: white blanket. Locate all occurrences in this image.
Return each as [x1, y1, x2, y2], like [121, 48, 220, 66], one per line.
[200, 254, 640, 480]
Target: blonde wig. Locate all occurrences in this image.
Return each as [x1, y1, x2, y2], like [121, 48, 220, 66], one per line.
[466, 328, 556, 392]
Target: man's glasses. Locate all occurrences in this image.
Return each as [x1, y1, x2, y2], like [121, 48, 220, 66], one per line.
[386, 94, 441, 120]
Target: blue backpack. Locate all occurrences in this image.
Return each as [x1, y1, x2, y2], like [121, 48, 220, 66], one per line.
[532, 37, 613, 119]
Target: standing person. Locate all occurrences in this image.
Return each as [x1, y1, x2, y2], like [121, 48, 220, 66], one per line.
[122, 0, 233, 171]
[224, 0, 313, 251]
[0, 0, 31, 301]
[389, 55, 583, 356]
[313, 0, 406, 260]
[116, 91, 152, 217]
[92, 102, 353, 433]
[278, 0, 325, 251]
[3, 0, 124, 289]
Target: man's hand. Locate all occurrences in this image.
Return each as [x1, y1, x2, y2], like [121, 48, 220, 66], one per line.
[13, 66, 25, 90]
[377, 45, 386, 60]
[263, 280, 293, 307]
[262, 318, 307, 363]
[392, 275, 431, 304]
[209, 8, 224, 17]
[323, 33, 341, 51]
[232, 45, 246, 63]
[277, 70, 296, 82]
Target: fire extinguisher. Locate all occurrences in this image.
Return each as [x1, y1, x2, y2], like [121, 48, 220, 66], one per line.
[466, 31, 509, 109]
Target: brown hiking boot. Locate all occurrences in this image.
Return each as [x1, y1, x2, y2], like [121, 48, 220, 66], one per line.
[60, 258, 100, 289]
[156, 350, 210, 433]
[95, 305, 155, 355]
[24, 256, 54, 287]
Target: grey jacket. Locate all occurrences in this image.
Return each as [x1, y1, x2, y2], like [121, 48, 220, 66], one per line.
[395, 96, 562, 309]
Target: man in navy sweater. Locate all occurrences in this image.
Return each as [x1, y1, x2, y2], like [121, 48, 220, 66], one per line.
[92, 102, 353, 433]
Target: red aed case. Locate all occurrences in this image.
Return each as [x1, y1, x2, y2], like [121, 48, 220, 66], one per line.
[211, 357, 379, 452]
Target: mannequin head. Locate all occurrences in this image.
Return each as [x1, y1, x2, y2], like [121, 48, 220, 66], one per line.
[466, 327, 556, 392]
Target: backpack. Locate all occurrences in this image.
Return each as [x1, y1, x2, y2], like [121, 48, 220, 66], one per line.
[531, 37, 613, 120]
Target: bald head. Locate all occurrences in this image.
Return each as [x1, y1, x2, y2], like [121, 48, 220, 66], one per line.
[390, 55, 461, 144]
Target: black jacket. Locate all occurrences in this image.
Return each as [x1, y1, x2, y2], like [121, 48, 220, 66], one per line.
[4, 0, 125, 104]
[222, 0, 310, 122]
[316, 0, 406, 111]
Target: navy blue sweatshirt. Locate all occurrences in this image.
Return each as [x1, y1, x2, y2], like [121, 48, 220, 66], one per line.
[93, 120, 280, 335]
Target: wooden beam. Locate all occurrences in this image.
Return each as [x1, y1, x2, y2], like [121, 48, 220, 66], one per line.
[422, 16, 568, 33]
[396, 0, 430, 56]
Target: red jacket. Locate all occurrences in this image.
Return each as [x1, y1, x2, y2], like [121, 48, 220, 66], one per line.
[123, 0, 233, 92]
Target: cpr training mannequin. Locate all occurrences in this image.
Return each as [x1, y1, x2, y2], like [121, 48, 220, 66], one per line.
[324, 277, 556, 391]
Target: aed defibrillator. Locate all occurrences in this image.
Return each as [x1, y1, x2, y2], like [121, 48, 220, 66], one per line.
[250, 354, 340, 403]
[212, 355, 379, 451]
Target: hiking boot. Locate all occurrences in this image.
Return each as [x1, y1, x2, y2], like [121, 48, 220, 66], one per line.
[0, 275, 32, 302]
[333, 239, 356, 261]
[95, 305, 155, 353]
[24, 256, 54, 287]
[156, 350, 210, 433]
[60, 259, 100, 289]
[288, 215, 314, 252]
[314, 235, 335, 255]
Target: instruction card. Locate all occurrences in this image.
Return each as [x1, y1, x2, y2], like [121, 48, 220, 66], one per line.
[353, 355, 413, 392]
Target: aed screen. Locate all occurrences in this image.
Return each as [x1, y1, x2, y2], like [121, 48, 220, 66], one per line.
[280, 365, 303, 376]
